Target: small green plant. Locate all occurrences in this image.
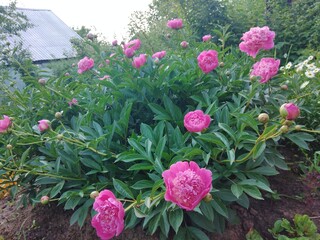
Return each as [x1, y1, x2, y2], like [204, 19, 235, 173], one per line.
[269, 214, 320, 240]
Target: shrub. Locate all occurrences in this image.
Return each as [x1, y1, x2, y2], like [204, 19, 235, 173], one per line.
[0, 22, 318, 239]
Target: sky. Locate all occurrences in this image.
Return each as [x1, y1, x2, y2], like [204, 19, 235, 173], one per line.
[0, 0, 152, 42]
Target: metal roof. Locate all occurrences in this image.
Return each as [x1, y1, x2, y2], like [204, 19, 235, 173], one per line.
[5, 8, 81, 62]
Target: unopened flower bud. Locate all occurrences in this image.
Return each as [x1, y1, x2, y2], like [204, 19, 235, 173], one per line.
[55, 112, 62, 119]
[38, 78, 46, 85]
[250, 75, 256, 81]
[294, 125, 302, 131]
[6, 144, 13, 150]
[280, 125, 289, 133]
[280, 103, 300, 120]
[258, 113, 269, 123]
[203, 193, 213, 202]
[56, 134, 63, 141]
[90, 191, 100, 199]
[180, 41, 189, 48]
[40, 196, 50, 205]
[112, 40, 118, 46]
[284, 120, 293, 126]
[281, 85, 288, 90]
[219, 62, 225, 67]
[64, 72, 70, 76]
[86, 33, 95, 40]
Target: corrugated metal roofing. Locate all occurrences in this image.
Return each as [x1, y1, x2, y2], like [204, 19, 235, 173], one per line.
[5, 8, 81, 62]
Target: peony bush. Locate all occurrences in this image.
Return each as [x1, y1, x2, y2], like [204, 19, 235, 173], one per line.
[0, 20, 319, 240]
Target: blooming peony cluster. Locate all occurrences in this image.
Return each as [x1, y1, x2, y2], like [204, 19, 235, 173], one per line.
[123, 39, 141, 58]
[250, 58, 280, 83]
[184, 110, 211, 132]
[202, 34, 212, 42]
[152, 51, 166, 60]
[162, 161, 212, 211]
[167, 18, 183, 29]
[280, 103, 300, 120]
[239, 26, 275, 58]
[91, 190, 124, 240]
[132, 54, 147, 69]
[0, 115, 11, 133]
[77, 56, 94, 74]
[197, 50, 219, 74]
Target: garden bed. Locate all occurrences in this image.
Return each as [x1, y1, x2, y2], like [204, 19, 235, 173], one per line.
[1, 147, 319, 240]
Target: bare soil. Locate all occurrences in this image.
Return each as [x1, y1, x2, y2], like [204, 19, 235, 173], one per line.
[0, 147, 319, 240]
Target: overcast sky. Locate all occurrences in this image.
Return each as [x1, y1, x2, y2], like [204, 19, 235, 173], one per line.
[0, 0, 152, 42]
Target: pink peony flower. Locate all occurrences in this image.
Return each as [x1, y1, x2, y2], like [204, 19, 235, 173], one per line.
[184, 110, 211, 132]
[167, 18, 183, 29]
[197, 50, 219, 74]
[0, 115, 11, 133]
[77, 56, 94, 74]
[99, 75, 110, 80]
[105, 59, 110, 65]
[92, 190, 124, 240]
[180, 41, 189, 48]
[202, 34, 212, 42]
[239, 26, 275, 58]
[112, 40, 118, 46]
[132, 54, 147, 69]
[124, 47, 135, 58]
[152, 51, 166, 59]
[68, 98, 78, 107]
[124, 39, 141, 51]
[162, 161, 212, 211]
[38, 119, 50, 132]
[250, 57, 280, 83]
[280, 103, 300, 120]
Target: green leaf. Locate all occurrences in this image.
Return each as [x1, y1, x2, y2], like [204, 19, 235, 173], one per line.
[128, 163, 153, 171]
[131, 180, 154, 190]
[155, 136, 167, 159]
[149, 103, 171, 120]
[79, 157, 102, 171]
[127, 139, 148, 157]
[113, 178, 134, 199]
[253, 142, 266, 159]
[218, 123, 236, 142]
[70, 199, 93, 227]
[50, 180, 65, 198]
[239, 179, 273, 193]
[214, 132, 230, 149]
[134, 207, 147, 218]
[211, 198, 229, 219]
[285, 132, 315, 150]
[231, 184, 243, 198]
[188, 227, 210, 240]
[64, 195, 82, 210]
[116, 153, 149, 163]
[169, 209, 184, 233]
[248, 166, 279, 176]
[242, 185, 263, 200]
[197, 133, 225, 147]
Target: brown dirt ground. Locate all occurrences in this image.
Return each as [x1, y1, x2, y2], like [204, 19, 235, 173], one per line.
[0, 147, 319, 240]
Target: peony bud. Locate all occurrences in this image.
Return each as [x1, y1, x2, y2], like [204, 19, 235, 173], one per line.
[180, 41, 189, 48]
[56, 134, 63, 141]
[38, 78, 46, 86]
[280, 103, 300, 120]
[90, 191, 100, 199]
[38, 119, 50, 132]
[203, 193, 213, 203]
[284, 120, 293, 126]
[281, 85, 288, 90]
[219, 62, 225, 67]
[112, 40, 118, 46]
[294, 125, 302, 131]
[55, 112, 62, 119]
[258, 113, 269, 123]
[6, 144, 13, 150]
[40, 196, 50, 205]
[64, 72, 70, 76]
[280, 125, 289, 133]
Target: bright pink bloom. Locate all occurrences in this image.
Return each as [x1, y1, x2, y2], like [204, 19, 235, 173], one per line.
[280, 103, 300, 120]
[105, 59, 110, 65]
[124, 48, 135, 58]
[68, 98, 78, 107]
[239, 26, 275, 58]
[197, 50, 219, 74]
[184, 110, 211, 132]
[0, 115, 11, 133]
[250, 58, 280, 83]
[132, 54, 147, 69]
[152, 51, 166, 59]
[167, 18, 183, 29]
[77, 56, 94, 74]
[38, 119, 50, 132]
[202, 34, 212, 42]
[124, 39, 141, 51]
[112, 40, 118, 46]
[99, 75, 110, 80]
[162, 161, 212, 211]
[92, 190, 125, 240]
[180, 41, 189, 48]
